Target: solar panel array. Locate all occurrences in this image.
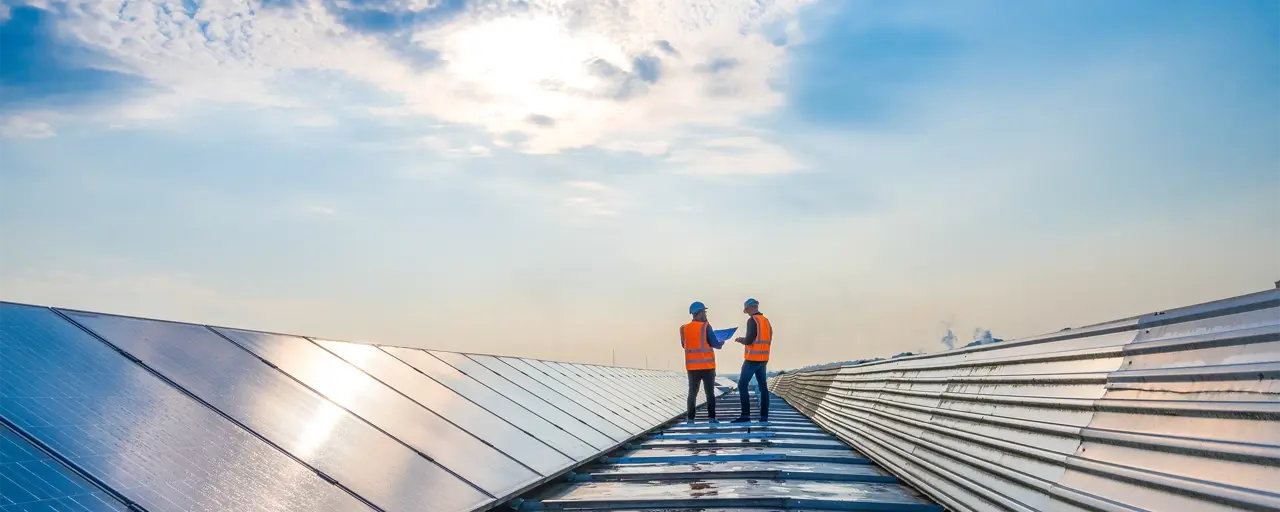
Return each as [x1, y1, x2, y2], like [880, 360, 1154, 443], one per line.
[0, 303, 712, 512]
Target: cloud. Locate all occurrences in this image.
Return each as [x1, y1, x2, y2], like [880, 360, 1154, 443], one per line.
[526, 114, 556, 127]
[562, 180, 624, 217]
[4, 0, 812, 170]
[0, 114, 55, 138]
[666, 135, 803, 174]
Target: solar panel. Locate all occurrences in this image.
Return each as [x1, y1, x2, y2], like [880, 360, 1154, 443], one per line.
[211, 327, 551, 495]
[370, 347, 598, 459]
[0, 304, 373, 512]
[61, 310, 489, 512]
[311, 341, 586, 470]
[466, 355, 634, 442]
[0, 423, 129, 512]
[543, 361, 682, 425]
[540, 363, 651, 424]
[580, 364, 682, 417]
[628, 369, 686, 410]
[553, 363, 667, 424]
[428, 351, 619, 450]
[508, 358, 645, 433]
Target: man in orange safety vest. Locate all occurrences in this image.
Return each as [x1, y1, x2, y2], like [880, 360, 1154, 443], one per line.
[681, 301, 724, 423]
[732, 298, 771, 423]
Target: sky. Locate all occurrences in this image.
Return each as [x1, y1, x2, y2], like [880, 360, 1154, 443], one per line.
[1, 0, 1277, 372]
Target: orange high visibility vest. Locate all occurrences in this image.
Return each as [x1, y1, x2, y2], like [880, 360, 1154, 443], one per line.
[744, 314, 772, 362]
[681, 321, 716, 371]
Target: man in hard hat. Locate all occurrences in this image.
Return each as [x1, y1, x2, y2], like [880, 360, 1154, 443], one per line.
[732, 298, 771, 423]
[681, 301, 723, 423]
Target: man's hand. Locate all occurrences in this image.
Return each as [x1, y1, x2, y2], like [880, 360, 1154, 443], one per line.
[735, 337, 747, 345]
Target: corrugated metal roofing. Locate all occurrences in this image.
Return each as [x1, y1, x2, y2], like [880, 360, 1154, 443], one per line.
[512, 391, 942, 511]
[771, 287, 1280, 512]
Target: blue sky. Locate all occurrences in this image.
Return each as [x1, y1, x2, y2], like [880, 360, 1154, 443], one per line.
[2, 0, 1277, 370]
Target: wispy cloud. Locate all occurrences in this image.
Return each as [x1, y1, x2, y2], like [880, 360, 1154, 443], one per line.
[562, 180, 624, 217]
[0, 114, 55, 139]
[666, 135, 803, 174]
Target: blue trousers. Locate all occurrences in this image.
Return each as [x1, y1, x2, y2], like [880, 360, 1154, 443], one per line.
[738, 360, 769, 420]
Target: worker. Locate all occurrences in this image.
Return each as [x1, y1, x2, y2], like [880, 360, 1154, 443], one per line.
[732, 298, 771, 423]
[681, 301, 723, 423]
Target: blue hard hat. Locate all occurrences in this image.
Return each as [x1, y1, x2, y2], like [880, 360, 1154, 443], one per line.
[744, 298, 759, 308]
[689, 301, 707, 314]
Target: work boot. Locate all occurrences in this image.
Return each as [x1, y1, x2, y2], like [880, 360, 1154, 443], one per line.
[730, 416, 751, 423]
[707, 418, 719, 424]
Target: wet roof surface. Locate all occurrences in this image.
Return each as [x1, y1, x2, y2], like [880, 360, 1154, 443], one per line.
[517, 392, 942, 511]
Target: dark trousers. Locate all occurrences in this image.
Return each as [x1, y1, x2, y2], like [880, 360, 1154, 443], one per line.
[738, 360, 769, 420]
[686, 369, 716, 420]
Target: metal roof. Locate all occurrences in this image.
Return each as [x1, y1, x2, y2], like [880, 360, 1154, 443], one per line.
[772, 287, 1280, 512]
[513, 391, 942, 511]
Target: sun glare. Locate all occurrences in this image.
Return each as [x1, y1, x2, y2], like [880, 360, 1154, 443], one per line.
[439, 16, 620, 122]
[293, 345, 376, 458]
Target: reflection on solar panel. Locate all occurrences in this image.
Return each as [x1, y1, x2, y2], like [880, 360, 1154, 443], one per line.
[0, 302, 702, 512]
[214, 327, 544, 497]
[64, 311, 490, 512]
[0, 304, 372, 512]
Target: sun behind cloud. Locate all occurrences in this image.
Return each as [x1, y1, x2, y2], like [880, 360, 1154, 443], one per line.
[2, 0, 810, 173]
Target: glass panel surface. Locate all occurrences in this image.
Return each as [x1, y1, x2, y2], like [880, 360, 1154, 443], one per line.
[617, 367, 685, 413]
[313, 340, 578, 471]
[0, 423, 129, 512]
[570, 366, 675, 422]
[0, 304, 373, 512]
[630, 367, 687, 412]
[467, 355, 633, 442]
[554, 363, 667, 424]
[517, 359, 648, 431]
[62, 310, 489, 512]
[428, 352, 618, 450]
[213, 328, 545, 493]
[369, 346, 596, 460]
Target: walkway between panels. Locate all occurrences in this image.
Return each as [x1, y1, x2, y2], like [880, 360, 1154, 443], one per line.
[512, 389, 943, 511]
